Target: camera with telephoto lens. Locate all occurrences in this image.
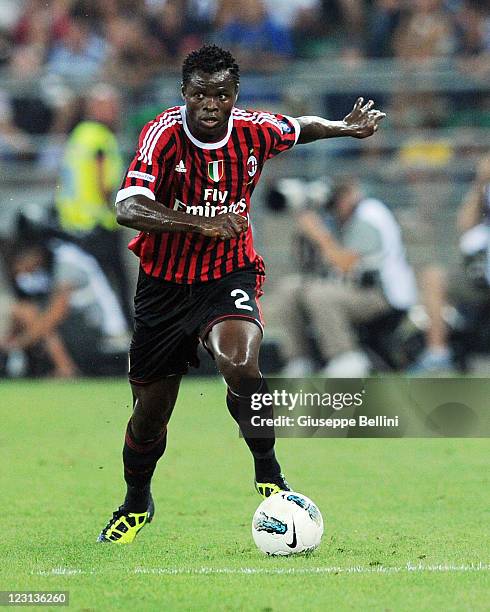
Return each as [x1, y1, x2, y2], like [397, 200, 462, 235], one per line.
[265, 178, 331, 213]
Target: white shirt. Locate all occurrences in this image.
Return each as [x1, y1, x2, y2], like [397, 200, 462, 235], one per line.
[354, 198, 418, 310]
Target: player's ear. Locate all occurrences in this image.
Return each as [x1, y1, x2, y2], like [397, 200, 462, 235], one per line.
[235, 84, 240, 103]
[181, 82, 186, 100]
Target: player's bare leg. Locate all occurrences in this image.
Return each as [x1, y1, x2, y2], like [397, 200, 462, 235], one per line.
[206, 319, 262, 391]
[206, 319, 290, 497]
[98, 376, 181, 542]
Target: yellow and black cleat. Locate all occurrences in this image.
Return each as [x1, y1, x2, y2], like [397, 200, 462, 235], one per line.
[255, 474, 291, 499]
[97, 496, 154, 544]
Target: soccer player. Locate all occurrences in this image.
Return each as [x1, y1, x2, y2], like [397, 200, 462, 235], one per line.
[98, 45, 385, 543]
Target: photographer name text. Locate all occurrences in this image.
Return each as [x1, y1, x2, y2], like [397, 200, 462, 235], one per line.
[250, 415, 399, 429]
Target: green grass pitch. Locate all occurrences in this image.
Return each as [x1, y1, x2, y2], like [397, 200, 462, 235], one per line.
[1, 378, 489, 610]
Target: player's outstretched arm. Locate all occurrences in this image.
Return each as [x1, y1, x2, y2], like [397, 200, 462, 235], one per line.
[296, 97, 386, 144]
[116, 195, 248, 239]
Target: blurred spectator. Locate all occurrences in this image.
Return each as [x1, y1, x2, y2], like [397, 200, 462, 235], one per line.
[277, 178, 417, 377]
[47, 2, 107, 80]
[9, 47, 54, 136]
[367, 0, 403, 58]
[0, 88, 34, 161]
[99, 0, 147, 21]
[312, 0, 367, 54]
[0, 27, 11, 67]
[55, 83, 133, 324]
[145, 0, 187, 64]
[144, 0, 172, 12]
[263, 0, 322, 57]
[322, 0, 365, 40]
[144, 0, 215, 59]
[9, 41, 44, 78]
[103, 13, 162, 93]
[454, 0, 490, 56]
[411, 154, 490, 373]
[13, 0, 69, 50]
[0, 237, 129, 378]
[394, 0, 456, 61]
[454, 1, 490, 81]
[214, 0, 293, 70]
[393, 93, 454, 168]
[4, 0, 68, 79]
[0, 45, 55, 161]
[389, 91, 449, 130]
[184, 0, 219, 36]
[0, 41, 82, 167]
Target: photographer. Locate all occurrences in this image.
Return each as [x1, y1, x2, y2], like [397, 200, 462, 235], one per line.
[411, 154, 490, 372]
[0, 236, 129, 378]
[277, 178, 417, 377]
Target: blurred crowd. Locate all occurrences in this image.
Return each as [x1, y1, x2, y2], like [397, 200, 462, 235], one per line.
[0, 0, 488, 82]
[0, 0, 488, 165]
[0, 0, 488, 177]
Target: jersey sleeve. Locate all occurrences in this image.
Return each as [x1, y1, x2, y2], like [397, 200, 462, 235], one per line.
[264, 113, 301, 159]
[115, 118, 176, 204]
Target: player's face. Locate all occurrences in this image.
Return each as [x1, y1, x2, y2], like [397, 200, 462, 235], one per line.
[182, 70, 238, 142]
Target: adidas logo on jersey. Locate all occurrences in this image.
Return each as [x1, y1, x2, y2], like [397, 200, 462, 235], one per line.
[175, 160, 187, 173]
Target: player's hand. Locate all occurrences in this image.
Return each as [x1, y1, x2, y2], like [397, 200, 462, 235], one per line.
[343, 97, 386, 139]
[199, 213, 248, 239]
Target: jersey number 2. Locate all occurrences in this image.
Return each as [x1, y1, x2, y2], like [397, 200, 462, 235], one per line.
[231, 289, 253, 312]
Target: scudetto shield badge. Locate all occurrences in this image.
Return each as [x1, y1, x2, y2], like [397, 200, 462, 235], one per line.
[208, 159, 224, 182]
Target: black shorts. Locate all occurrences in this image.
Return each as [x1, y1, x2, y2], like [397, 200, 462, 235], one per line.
[129, 266, 265, 383]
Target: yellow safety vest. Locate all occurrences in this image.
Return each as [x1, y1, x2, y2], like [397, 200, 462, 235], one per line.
[56, 121, 123, 232]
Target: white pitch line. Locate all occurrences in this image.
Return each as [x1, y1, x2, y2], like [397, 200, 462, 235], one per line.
[35, 562, 490, 577]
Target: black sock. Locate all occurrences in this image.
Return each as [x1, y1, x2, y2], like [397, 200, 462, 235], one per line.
[226, 380, 282, 480]
[122, 421, 167, 512]
[252, 448, 282, 482]
[124, 484, 151, 514]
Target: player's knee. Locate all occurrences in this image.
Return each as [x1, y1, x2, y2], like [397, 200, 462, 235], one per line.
[130, 395, 173, 441]
[215, 353, 260, 392]
[131, 414, 167, 443]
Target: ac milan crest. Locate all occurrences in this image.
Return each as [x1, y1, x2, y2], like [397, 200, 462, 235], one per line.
[247, 155, 258, 177]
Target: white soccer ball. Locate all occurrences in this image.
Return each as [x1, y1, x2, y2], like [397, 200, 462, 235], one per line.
[252, 491, 323, 556]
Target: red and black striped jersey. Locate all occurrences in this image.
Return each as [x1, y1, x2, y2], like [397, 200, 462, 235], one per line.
[116, 105, 300, 283]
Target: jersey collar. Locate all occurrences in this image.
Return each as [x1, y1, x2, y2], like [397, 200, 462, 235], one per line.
[180, 105, 234, 150]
